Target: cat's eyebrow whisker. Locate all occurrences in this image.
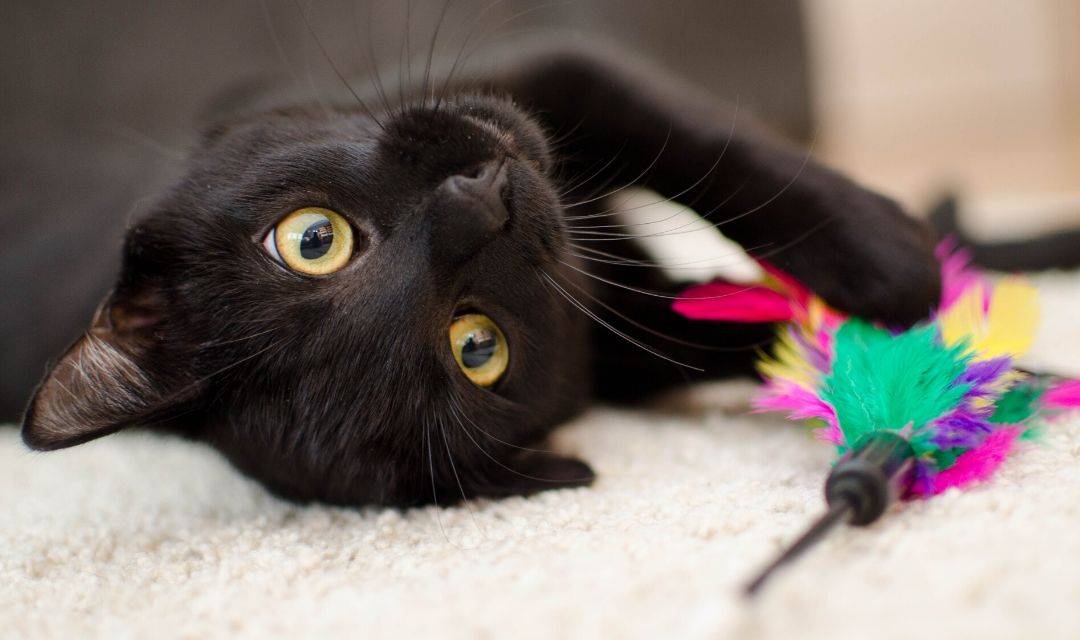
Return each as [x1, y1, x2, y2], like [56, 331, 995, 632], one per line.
[421, 0, 455, 106]
[260, 0, 335, 122]
[289, 0, 387, 132]
[399, 0, 415, 115]
[450, 1, 577, 72]
[434, 2, 575, 112]
[489, 1, 577, 34]
[538, 269, 701, 371]
[95, 123, 186, 162]
[352, 0, 394, 117]
[433, 0, 508, 112]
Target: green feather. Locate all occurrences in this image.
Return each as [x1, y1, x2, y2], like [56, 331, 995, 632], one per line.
[989, 380, 1044, 425]
[822, 320, 972, 454]
[933, 447, 964, 471]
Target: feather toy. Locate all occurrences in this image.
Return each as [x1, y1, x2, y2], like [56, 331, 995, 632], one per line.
[673, 241, 1080, 594]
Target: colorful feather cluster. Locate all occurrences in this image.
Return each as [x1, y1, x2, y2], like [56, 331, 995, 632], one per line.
[674, 242, 1080, 497]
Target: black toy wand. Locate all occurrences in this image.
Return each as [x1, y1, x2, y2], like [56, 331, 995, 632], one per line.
[670, 245, 1080, 597]
[744, 431, 916, 597]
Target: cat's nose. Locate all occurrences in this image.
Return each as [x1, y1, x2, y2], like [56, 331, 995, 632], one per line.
[430, 161, 510, 264]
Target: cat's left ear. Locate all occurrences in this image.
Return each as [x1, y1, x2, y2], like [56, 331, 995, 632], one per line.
[22, 273, 198, 451]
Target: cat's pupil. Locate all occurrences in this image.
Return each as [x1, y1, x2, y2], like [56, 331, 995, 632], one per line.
[298, 218, 334, 259]
[461, 330, 497, 368]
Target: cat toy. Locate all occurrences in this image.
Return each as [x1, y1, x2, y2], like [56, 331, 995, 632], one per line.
[673, 241, 1080, 596]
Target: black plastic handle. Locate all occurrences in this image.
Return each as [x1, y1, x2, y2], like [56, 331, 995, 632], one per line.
[826, 431, 915, 525]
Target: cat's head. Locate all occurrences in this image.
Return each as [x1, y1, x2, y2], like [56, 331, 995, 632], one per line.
[22, 95, 592, 506]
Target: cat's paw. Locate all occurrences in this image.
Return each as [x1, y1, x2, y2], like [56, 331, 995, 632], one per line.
[773, 186, 941, 327]
[475, 451, 595, 498]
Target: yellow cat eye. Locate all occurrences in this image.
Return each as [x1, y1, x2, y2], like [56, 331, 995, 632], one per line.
[263, 207, 354, 275]
[449, 314, 509, 387]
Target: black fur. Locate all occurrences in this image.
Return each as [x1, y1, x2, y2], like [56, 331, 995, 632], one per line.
[20, 43, 941, 507]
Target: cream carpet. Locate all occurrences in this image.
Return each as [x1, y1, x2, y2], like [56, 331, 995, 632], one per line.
[3, 269, 1079, 640]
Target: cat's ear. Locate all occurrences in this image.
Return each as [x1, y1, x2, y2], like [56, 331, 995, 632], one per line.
[22, 276, 197, 451]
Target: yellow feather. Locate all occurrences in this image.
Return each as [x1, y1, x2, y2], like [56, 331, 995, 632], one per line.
[758, 330, 817, 388]
[940, 284, 985, 351]
[940, 277, 1039, 360]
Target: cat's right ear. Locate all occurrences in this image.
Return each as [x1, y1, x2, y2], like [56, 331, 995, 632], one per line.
[22, 247, 197, 451]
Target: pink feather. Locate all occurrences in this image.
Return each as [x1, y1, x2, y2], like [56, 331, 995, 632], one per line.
[758, 261, 813, 310]
[672, 281, 797, 322]
[672, 260, 827, 323]
[1044, 379, 1080, 408]
[935, 238, 985, 311]
[912, 427, 1020, 496]
[751, 382, 843, 445]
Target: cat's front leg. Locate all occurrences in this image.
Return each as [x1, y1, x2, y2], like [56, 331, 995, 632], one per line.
[493, 42, 941, 326]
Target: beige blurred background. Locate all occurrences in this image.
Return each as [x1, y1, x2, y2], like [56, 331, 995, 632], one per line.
[805, 0, 1079, 236]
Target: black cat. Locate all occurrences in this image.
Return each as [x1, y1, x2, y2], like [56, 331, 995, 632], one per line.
[19, 43, 940, 506]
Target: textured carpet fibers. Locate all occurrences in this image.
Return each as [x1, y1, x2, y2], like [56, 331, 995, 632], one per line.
[3, 270, 1080, 639]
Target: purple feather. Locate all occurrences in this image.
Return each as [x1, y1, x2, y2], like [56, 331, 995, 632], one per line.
[908, 459, 939, 497]
[930, 411, 994, 449]
[956, 357, 1013, 398]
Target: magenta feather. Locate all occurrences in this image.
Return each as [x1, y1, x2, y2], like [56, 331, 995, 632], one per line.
[911, 427, 1020, 496]
[671, 282, 796, 322]
[1045, 380, 1080, 408]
